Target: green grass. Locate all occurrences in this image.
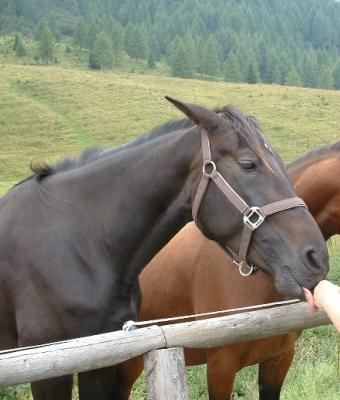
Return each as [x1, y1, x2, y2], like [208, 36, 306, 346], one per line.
[0, 61, 340, 399]
[1, 63, 340, 192]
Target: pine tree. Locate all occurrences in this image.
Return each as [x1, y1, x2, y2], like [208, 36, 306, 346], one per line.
[195, 36, 206, 74]
[124, 23, 136, 59]
[147, 51, 156, 69]
[271, 63, 281, 84]
[224, 52, 242, 82]
[14, 35, 27, 57]
[246, 60, 259, 84]
[334, 62, 340, 90]
[309, 12, 333, 48]
[278, 51, 292, 85]
[124, 24, 149, 60]
[258, 43, 269, 82]
[319, 66, 334, 89]
[111, 22, 124, 65]
[74, 18, 87, 50]
[303, 51, 319, 87]
[200, 36, 220, 77]
[149, 35, 161, 62]
[64, 0, 80, 15]
[286, 65, 303, 87]
[48, 13, 58, 41]
[89, 32, 113, 70]
[34, 20, 47, 42]
[13, 33, 19, 51]
[168, 37, 193, 78]
[15, 39, 27, 57]
[37, 23, 54, 64]
[137, 26, 149, 60]
[265, 50, 281, 84]
[87, 21, 100, 49]
[183, 34, 197, 72]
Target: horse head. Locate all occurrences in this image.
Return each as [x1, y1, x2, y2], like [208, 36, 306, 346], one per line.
[166, 97, 329, 299]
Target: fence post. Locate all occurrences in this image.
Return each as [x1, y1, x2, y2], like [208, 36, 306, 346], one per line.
[144, 347, 189, 399]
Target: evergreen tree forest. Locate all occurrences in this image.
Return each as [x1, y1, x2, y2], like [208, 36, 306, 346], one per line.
[1, 0, 340, 89]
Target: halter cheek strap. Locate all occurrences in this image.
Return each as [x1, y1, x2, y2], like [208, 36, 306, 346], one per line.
[192, 128, 307, 276]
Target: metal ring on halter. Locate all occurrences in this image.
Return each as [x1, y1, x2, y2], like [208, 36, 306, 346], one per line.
[202, 160, 216, 177]
[233, 259, 254, 277]
[239, 261, 254, 277]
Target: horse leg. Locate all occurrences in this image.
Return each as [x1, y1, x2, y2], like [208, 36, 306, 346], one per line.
[0, 321, 17, 350]
[0, 291, 18, 351]
[31, 376, 73, 400]
[78, 366, 118, 400]
[258, 349, 295, 400]
[206, 348, 237, 400]
[78, 355, 144, 400]
[109, 356, 145, 400]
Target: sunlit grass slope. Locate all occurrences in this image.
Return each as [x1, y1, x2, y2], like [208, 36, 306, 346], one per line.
[1, 63, 340, 193]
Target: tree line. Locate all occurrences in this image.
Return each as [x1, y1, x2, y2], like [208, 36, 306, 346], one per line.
[2, 0, 340, 89]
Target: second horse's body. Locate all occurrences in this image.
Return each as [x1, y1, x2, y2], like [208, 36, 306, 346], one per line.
[120, 142, 340, 399]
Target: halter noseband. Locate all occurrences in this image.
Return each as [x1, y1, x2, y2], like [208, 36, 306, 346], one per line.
[192, 128, 307, 277]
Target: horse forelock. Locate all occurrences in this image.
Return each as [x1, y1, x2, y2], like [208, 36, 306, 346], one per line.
[216, 106, 273, 171]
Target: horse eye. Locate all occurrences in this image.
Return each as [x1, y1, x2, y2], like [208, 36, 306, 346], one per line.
[239, 160, 257, 171]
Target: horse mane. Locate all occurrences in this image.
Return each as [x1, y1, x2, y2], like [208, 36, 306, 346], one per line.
[14, 105, 264, 186]
[287, 141, 340, 171]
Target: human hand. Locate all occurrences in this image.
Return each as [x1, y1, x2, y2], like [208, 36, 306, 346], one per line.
[303, 280, 340, 312]
[313, 280, 340, 309]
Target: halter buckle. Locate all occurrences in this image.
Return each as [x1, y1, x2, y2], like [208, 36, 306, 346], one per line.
[233, 259, 254, 277]
[243, 207, 265, 231]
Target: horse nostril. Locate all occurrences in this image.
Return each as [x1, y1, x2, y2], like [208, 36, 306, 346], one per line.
[303, 246, 322, 272]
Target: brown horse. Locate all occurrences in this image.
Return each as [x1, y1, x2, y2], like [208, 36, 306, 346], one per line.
[119, 142, 340, 400]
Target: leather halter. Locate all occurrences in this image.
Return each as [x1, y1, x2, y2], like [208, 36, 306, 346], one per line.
[192, 128, 307, 277]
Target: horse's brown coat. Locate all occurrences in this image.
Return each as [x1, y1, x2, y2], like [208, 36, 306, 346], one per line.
[119, 145, 340, 400]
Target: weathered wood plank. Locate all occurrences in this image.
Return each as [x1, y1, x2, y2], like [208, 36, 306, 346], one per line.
[0, 326, 166, 387]
[0, 303, 330, 388]
[162, 303, 330, 348]
[144, 348, 189, 400]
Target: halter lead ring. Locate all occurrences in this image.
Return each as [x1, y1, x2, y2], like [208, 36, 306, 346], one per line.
[233, 260, 254, 277]
[192, 128, 307, 275]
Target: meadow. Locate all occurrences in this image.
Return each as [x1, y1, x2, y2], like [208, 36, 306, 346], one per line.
[0, 62, 340, 399]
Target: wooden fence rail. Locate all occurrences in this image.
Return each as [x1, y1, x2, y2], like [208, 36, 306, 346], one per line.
[0, 302, 330, 388]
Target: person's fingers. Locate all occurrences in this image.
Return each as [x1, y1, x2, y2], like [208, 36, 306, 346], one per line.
[303, 287, 317, 312]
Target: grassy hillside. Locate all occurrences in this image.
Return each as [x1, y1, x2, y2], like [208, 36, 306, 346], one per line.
[1, 63, 340, 193]
[0, 63, 340, 399]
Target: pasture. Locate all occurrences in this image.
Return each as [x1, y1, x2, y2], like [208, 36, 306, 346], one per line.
[0, 63, 340, 399]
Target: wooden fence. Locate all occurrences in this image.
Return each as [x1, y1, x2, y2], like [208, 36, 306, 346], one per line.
[0, 302, 330, 398]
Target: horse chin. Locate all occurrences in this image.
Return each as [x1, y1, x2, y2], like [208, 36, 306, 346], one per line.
[273, 266, 304, 300]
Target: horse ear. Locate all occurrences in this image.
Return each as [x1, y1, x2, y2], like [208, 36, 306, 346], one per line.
[165, 96, 220, 131]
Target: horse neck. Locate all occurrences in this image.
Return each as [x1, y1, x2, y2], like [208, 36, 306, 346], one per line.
[55, 127, 201, 286]
[288, 155, 340, 239]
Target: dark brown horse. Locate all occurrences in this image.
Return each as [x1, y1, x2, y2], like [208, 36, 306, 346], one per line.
[0, 99, 328, 400]
[119, 142, 340, 400]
